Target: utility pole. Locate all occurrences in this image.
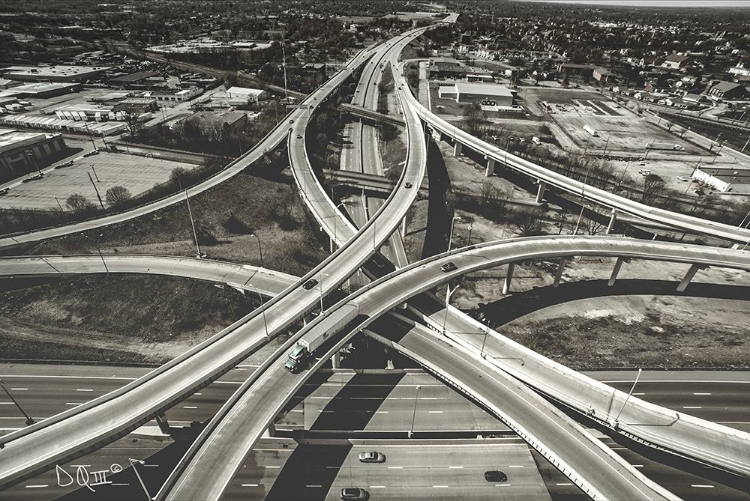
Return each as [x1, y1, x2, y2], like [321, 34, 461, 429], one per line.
[91, 164, 100, 182]
[281, 40, 289, 100]
[25, 150, 42, 176]
[85, 123, 97, 151]
[408, 385, 421, 438]
[614, 368, 642, 424]
[87, 172, 105, 210]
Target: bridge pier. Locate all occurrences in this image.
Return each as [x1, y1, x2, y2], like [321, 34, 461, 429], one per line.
[332, 350, 341, 369]
[502, 263, 515, 295]
[485, 158, 496, 177]
[553, 258, 567, 288]
[677, 264, 707, 292]
[400, 217, 407, 239]
[608, 257, 628, 287]
[535, 181, 547, 204]
[155, 414, 171, 435]
[606, 209, 618, 235]
[385, 348, 395, 370]
[303, 313, 315, 325]
[266, 423, 276, 437]
[453, 142, 463, 157]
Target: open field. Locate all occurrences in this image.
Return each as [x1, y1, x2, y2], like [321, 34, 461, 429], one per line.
[0, 150, 192, 210]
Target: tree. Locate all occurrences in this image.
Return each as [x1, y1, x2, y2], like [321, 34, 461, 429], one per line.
[105, 186, 132, 207]
[463, 102, 485, 136]
[65, 193, 96, 213]
[126, 114, 144, 138]
[642, 174, 666, 205]
[512, 208, 544, 237]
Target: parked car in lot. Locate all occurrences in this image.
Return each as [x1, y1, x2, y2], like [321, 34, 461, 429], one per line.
[484, 470, 508, 483]
[441, 262, 457, 273]
[22, 174, 43, 182]
[358, 451, 385, 463]
[676, 175, 690, 181]
[341, 487, 369, 500]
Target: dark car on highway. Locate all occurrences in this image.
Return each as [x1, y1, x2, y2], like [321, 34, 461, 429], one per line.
[484, 470, 507, 482]
[303, 279, 318, 290]
[441, 262, 457, 272]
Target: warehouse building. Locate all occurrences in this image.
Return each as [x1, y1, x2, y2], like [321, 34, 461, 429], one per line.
[693, 167, 750, 193]
[0, 65, 110, 83]
[438, 82, 515, 106]
[0, 128, 67, 178]
[226, 86, 268, 102]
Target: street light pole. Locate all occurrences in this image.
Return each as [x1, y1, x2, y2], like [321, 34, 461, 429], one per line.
[96, 233, 108, 274]
[0, 379, 34, 426]
[573, 161, 595, 235]
[128, 458, 151, 501]
[408, 385, 421, 438]
[614, 368, 642, 424]
[250, 233, 263, 268]
[448, 216, 460, 252]
[442, 285, 460, 335]
[184, 189, 202, 258]
[257, 291, 270, 338]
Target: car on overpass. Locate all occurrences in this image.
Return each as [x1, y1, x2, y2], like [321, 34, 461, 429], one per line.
[358, 451, 386, 463]
[484, 470, 508, 483]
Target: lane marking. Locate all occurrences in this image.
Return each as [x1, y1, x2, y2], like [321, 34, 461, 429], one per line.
[433, 485, 449, 488]
[683, 406, 702, 409]
[306, 484, 322, 488]
[10, 388, 28, 391]
[557, 483, 572, 486]
[183, 406, 198, 409]
[76, 388, 94, 392]
[388, 466, 403, 469]
[428, 411, 443, 414]
[25, 485, 48, 488]
[692, 485, 714, 488]
[448, 466, 463, 469]
[0, 402, 15, 405]
[370, 485, 386, 488]
[693, 392, 711, 396]
[65, 403, 82, 406]
[265, 466, 281, 469]
[508, 465, 523, 468]
[242, 484, 259, 487]
[112, 483, 129, 486]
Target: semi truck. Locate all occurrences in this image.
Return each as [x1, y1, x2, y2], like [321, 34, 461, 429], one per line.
[583, 125, 599, 137]
[285, 303, 361, 373]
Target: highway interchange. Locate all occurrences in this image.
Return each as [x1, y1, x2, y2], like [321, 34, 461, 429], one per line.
[1, 11, 750, 501]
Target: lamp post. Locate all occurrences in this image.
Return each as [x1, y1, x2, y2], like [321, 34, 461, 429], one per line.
[184, 188, 202, 258]
[96, 233, 108, 274]
[442, 285, 460, 335]
[257, 291, 270, 338]
[0, 379, 34, 426]
[128, 458, 151, 500]
[408, 385, 421, 438]
[614, 368, 642, 425]
[573, 160, 595, 235]
[250, 232, 263, 268]
[318, 273, 329, 316]
[448, 216, 461, 252]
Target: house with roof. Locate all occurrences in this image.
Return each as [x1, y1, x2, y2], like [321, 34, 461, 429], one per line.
[662, 54, 691, 70]
[706, 81, 748, 100]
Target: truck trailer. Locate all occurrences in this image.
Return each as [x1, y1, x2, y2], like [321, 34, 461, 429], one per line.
[583, 125, 599, 137]
[285, 303, 361, 373]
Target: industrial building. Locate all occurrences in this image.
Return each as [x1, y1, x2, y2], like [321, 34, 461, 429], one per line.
[0, 82, 79, 99]
[706, 81, 748, 100]
[0, 65, 110, 83]
[438, 82, 515, 106]
[226, 86, 268, 102]
[0, 128, 67, 178]
[148, 87, 202, 104]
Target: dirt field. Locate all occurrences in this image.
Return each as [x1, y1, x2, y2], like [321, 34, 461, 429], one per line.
[0, 150, 192, 210]
[0, 275, 264, 364]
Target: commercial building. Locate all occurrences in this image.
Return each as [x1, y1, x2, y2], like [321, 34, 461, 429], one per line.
[108, 70, 161, 89]
[148, 87, 202, 104]
[593, 68, 614, 83]
[54, 104, 115, 121]
[0, 82, 79, 99]
[0, 128, 67, 177]
[438, 82, 515, 107]
[226, 86, 268, 102]
[706, 81, 748, 100]
[693, 166, 750, 193]
[0, 65, 110, 83]
[429, 58, 467, 80]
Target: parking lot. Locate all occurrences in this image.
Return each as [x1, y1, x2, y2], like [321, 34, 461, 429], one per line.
[0, 150, 192, 210]
[549, 101, 704, 155]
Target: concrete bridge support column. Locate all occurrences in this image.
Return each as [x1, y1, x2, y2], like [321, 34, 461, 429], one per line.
[266, 423, 276, 437]
[677, 264, 707, 292]
[553, 258, 567, 288]
[535, 181, 547, 204]
[608, 257, 628, 287]
[502, 263, 515, 295]
[155, 414, 171, 435]
[332, 350, 341, 369]
[485, 158, 496, 177]
[606, 209, 618, 235]
[303, 313, 315, 325]
[453, 142, 463, 157]
[401, 217, 407, 239]
[385, 348, 395, 370]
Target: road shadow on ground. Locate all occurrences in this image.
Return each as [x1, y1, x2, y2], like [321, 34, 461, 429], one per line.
[475, 279, 750, 328]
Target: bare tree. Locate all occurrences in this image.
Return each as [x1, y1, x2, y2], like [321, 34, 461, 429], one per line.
[641, 173, 666, 205]
[105, 186, 132, 207]
[66, 193, 97, 213]
[512, 208, 544, 237]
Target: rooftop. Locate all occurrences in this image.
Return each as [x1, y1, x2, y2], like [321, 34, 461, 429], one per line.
[0, 128, 52, 153]
[0, 65, 110, 79]
[454, 82, 514, 97]
[226, 86, 265, 97]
